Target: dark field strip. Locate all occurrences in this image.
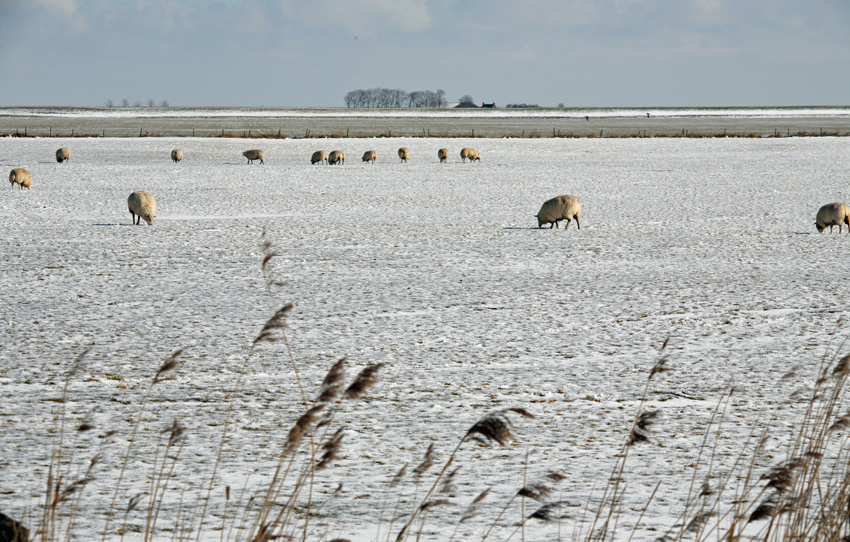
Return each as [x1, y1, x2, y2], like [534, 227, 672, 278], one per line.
[1, 112, 849, 139]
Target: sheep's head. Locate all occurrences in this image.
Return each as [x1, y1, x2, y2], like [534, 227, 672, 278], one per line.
[816, 222, 824, 233]
[144, 213, 155, 226]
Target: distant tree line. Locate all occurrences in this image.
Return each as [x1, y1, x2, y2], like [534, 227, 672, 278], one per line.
[106, 98, 170, 108]
[344, 88, 448, 108]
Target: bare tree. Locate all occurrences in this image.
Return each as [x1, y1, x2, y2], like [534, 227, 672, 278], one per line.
[458, 94, 475, 106]
[407, 91, 421, 107]
[105, 99, 114, 108]
[147, 99, 156, 107]
[344, 90, 357, 108]
[160, 99, 169, 107]
[121, 98, 129, 107]
[133, 100, 143, 107]
[344, 87, 446, 108]
[436, 89, 447, 107]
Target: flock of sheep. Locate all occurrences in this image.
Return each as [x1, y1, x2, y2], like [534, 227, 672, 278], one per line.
[303, 146, 482, 165]
[8, 146, 850, 233]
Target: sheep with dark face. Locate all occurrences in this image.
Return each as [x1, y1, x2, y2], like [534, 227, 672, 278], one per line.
[398, 147, 410, 162]
[535, 195, 581, 229]
[438, 148, 449, 163]
[362, 150, 377, 163]
[460, 147, 481, 163]
[328, 150, 345, 165]
[243, 149, 264, 164]
[56, 148, 70, 163]
[311, 150, 329, 164]
[816, 202, 850, 233]
[9, 168, 32, 190]
[128, 191, 156, 225]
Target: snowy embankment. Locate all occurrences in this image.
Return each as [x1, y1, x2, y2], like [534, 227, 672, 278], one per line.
[1, 106, 849, 118]
[1, 136, 849, 541]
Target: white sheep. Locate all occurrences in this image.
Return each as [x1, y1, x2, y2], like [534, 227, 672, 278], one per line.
[438, 148, 449, 163]
[362, 150, 377, 163]
[243, 149, 265, 164]
[311, 150, 329, 164]
[398, 147, 410, 162]
[171, 149, 183, 163]
[460, 147, 481, 163]
[9, 168, 32, 190]
[128, 191, 157, 225]
[55, 147, 70, 163]
[536, 195, 581, 229]
[329, 150, 345, 165]
[815, 202, 850, 233]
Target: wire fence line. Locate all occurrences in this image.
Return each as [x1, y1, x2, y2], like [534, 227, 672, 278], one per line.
[1, 115, 849, 139]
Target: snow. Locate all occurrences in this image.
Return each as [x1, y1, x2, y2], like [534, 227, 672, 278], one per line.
[1, 135, 849, 541]
[1, 106, 849, 119]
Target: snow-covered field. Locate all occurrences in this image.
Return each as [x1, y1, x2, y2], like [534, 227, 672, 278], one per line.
[3, 107, 849, 139]
[2, 106, 849, 118]
[1, 136, 850, 541]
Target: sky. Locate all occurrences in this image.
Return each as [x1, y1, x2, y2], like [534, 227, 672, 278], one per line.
[0, 0, 848, 108]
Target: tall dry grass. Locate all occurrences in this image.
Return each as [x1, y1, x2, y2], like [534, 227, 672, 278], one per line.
[13, 234, 850, 542]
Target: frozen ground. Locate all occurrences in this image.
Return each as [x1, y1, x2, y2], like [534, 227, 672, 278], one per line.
[1, 136, 850, 541]
[2, 106, 849, 118]
[2, 107, 849, 138]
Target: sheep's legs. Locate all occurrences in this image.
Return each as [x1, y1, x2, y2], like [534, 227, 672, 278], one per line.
[575, 216, 581, 229]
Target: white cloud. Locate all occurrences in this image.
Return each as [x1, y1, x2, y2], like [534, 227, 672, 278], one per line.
[32, 0, 86, 32]
[32, 0, 79, 16]
[279, 0, 432, 35]
[690, 0, 726, 18]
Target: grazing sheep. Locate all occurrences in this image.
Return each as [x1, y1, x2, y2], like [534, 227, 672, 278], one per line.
[536, 195, 581, 229]
[362, 150, 377, 164]
[9, 168, 32, 190]
[328, 150, 345, 165]
[243, 149, 265, 164]
[438, 148, 449, 163]
[128, 191, 156, 225]
[815, 202, 850, 233]
[398, 147, 410, 162]
[460, 147, 481, 163]
[55, 147, 70, 163]
[171, 149, 183, 163]
[311, 150, 329, 165]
